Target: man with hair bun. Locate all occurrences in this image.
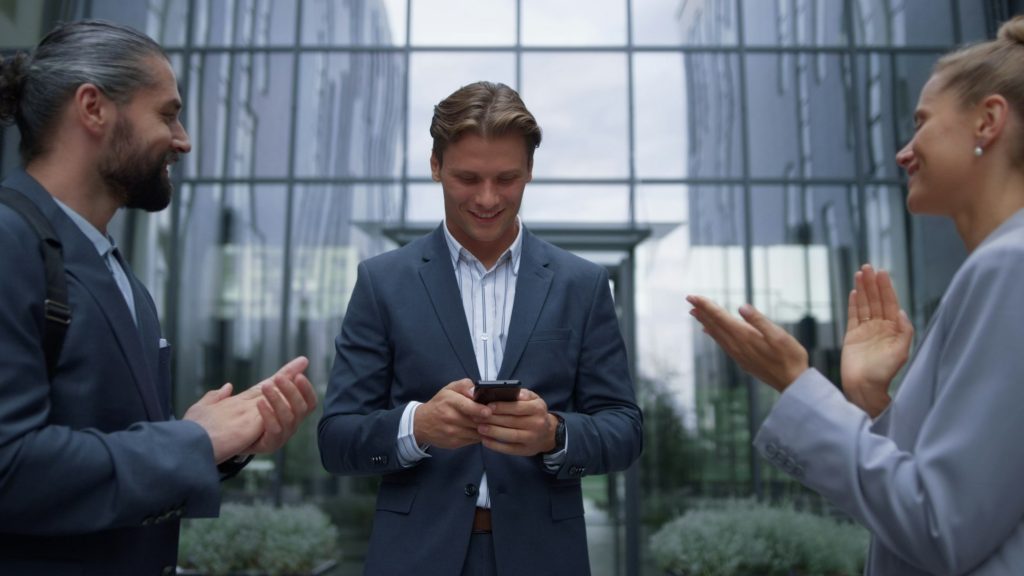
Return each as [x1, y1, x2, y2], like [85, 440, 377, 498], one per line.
[318, 81, 643, 575]
[0, 20, 317, 575]
[689, 15, 1024, 575]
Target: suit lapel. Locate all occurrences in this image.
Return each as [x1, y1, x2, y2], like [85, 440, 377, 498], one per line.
[128, 270, 167, 417]
[418, 226, 482, 381]
[498, 230, 553, 380]
[4, 171, 164, 421]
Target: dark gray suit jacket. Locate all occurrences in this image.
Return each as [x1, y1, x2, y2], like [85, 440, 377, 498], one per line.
[318, 225, 643, 575]
[0, 170, 222, 575]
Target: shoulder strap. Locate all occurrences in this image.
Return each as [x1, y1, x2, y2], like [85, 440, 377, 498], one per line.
[0, 186, 71, 379]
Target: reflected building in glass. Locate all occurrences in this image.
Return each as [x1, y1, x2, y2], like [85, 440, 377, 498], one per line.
[675, 0, 991, 500]
[0, 1, 1020, 575]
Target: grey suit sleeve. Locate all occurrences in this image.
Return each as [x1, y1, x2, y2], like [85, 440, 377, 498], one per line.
[555, 267, 643, 480]
[0, 217, 222, 535]
[318, 261, 406, 476]
[754, 248, 1024, 574]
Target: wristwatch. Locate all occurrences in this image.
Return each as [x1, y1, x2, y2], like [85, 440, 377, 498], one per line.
[547, 414, 566, 454]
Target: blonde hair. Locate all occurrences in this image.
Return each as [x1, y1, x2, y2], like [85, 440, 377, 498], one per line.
[935, 16, 1024, 156]
[429, 81, 542, 166]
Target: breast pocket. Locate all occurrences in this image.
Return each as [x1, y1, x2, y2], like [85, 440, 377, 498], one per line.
[523, 329, 574, 389]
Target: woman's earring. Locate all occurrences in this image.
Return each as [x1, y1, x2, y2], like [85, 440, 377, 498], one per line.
[974, 144, 984, 157]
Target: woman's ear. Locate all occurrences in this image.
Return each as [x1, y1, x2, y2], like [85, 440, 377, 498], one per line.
[975, 93, 1010, 148]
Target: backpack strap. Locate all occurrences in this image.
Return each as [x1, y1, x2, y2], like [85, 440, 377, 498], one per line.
[0, 186, 71, 380]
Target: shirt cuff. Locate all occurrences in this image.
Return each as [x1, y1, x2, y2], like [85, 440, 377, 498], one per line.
[397, 401, 431, 467]
[542, 428, 568, 473]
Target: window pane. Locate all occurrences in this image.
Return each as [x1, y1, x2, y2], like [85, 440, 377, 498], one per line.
[636, 185, 687, 225]
[634, 0, 738, 46]
[745, 53, 855, 179]
[523, 53, 629, 178]
[232, 54, 294, 178]
[852, 0, 953, 46]
[303, 0, 404, 46]
[957, 0, 988, 42]
[637, 52, 743, 178]
[173, 184, 288, 408]
[410, 0, 515, 46]
[520, 185, 629, 223]
[742, 0, 845, 46]
[522, 0, 626, 46]
[634, 54, 686, 178]
[294, 53, 406, 178]
[188, 0, 296, 47]
[405, 183, 445, 223]
[407, 53, 517, 177]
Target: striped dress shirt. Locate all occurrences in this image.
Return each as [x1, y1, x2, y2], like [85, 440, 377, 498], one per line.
[396, 218, 564, 508]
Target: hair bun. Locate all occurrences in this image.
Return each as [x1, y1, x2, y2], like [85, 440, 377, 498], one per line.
[0, 52, 29, 125]
[997, 15, 1024, 45]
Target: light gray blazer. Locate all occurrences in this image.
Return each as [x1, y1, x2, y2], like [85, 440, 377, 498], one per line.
[754, 207, 1024, 575]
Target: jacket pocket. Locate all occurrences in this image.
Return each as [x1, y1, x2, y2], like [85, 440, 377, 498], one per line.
[376, 481, 418, 514]
[549, 482, 584, 521]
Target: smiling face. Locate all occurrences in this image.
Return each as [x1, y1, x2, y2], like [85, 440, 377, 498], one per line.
[432, 132, 533, 267]
[99, 56, 191, 212]
[896, 73, 979, 216]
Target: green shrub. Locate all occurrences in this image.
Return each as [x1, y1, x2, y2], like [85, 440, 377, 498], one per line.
[179, 502, 340, 576]
[649, 499, 869, 576]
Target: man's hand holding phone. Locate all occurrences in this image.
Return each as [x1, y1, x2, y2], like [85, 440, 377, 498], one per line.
[473, 380, 522, 404]
[475, 381, 560, 457]
[414, 378, 492, 450]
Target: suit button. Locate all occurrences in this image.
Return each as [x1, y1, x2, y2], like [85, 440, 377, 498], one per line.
[464, 483, 478, 497]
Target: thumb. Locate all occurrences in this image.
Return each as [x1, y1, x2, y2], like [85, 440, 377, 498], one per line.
[199, 383, 233, 405]
[898, 310, 915, 336]
[738, 304, 778, 337]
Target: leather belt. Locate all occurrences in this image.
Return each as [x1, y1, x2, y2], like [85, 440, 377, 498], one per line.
[472, 507, 492, 533]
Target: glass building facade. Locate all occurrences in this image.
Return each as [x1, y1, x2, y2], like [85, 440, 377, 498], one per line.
[1, 1, 1019, 574]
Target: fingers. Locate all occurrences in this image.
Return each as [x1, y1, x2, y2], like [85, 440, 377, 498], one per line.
[853, 265, 903, 324]
[847, 289, 860, 329]
[877, 269, 902, 322]
[854, 270, 871, 323]
[276, 355, 310, 379]
[256, 397, 283, 437]
[262, 375, 297, 431]
[860, 265, 884, 321]
[737, 304, 785, 341]
[198, 383, 233, 405]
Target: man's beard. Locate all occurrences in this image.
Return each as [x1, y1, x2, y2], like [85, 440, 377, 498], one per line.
[99, 116, 175, 212]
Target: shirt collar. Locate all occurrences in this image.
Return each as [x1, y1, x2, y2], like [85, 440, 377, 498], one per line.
[442, 216, 523, 275]
[52, 197, 116, 258]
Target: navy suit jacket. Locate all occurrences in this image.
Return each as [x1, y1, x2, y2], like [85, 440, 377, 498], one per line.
[318, 225, 643, 575]
[0, 170, 222, 575]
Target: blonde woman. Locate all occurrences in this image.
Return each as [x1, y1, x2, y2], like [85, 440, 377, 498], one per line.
[688, 15, 1024, 575]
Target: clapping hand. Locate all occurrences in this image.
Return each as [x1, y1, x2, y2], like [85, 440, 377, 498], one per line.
[841, 265, 913, 417]
[686, 296, 809, 392]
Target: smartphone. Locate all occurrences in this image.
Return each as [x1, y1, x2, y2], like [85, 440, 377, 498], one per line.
[473, 380, 521, 404]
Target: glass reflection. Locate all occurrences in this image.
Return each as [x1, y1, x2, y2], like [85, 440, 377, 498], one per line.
[522, 0, 626, 46]
[410, 0, 515, 46]
[522, 53, 629, 179]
